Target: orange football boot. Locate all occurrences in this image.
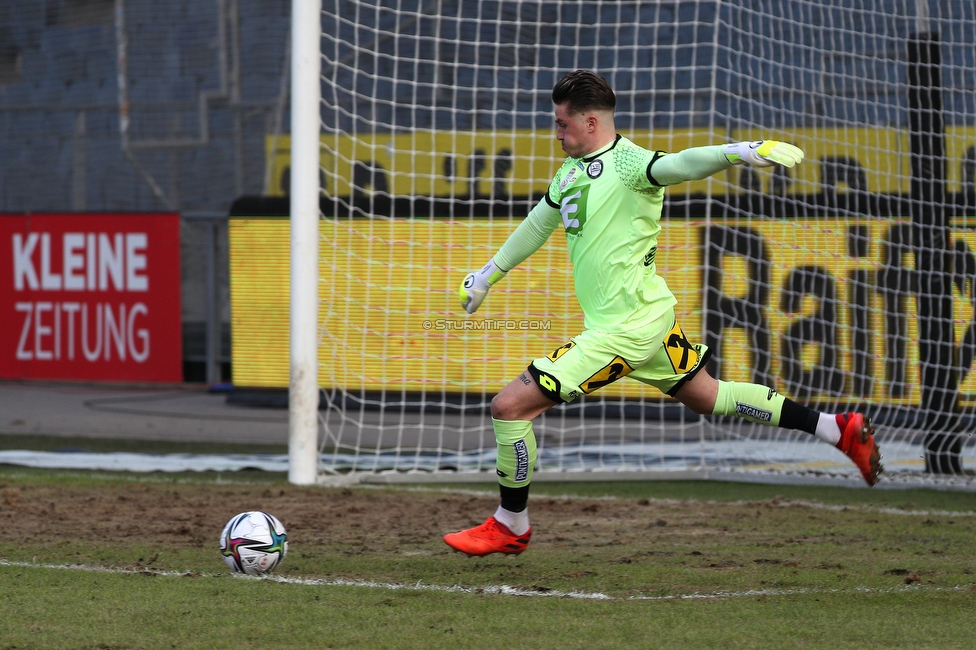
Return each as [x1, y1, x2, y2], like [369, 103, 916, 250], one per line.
[443, 516, 531, 557]
[835, 412, 883, 486]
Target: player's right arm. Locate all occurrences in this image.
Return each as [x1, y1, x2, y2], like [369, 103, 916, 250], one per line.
[647, 141, 803, 186]
[459, 196, 562, 314]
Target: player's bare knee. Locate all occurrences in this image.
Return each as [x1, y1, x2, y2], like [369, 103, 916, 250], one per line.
[674, 389, 715, 416]
[491, 392, 531, 420]
[490, 391, 514, 420]
[683, 398, 712, 416]
[674, 370, 718, 416]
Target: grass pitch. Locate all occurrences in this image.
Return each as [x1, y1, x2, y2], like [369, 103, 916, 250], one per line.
[0, 467, 974, 648]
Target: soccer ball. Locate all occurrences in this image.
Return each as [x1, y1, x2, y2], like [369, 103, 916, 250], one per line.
[219, 511, 288, 575]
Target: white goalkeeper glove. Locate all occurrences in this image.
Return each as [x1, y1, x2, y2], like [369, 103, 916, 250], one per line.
[459, 259, 507, 314]
[724, 140, 804, 168]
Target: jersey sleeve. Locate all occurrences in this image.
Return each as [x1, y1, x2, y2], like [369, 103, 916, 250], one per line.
[646, 145, 732, 186]
[494, 197, 562, 271]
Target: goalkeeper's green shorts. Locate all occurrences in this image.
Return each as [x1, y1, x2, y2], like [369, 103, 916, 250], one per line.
[526, 308, 711, 403]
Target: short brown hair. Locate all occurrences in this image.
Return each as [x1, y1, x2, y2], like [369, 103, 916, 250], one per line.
[551, 70, 616, 115]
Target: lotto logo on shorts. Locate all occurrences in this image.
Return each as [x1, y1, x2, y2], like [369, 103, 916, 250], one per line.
[665, 321, 699, 374]
[513, 439, 529, 483]
[533, 368, 562, 401]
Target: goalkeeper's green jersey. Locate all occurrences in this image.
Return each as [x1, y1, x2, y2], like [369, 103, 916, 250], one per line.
[532, 134, 676, 331]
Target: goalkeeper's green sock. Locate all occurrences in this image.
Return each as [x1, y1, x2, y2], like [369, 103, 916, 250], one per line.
[712, 381, 839, 442]
[493, 418, 536, 535]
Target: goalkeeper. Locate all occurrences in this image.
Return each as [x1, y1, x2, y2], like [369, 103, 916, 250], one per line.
[444, 70, 884, 558]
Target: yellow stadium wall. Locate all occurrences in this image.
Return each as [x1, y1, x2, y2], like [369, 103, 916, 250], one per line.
[265, 129, 722, 199]
[230, 216, 976, 408]
[265, 126, 976, 199]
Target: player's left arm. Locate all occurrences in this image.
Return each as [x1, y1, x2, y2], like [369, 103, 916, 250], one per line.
[647, 141, 804, 186]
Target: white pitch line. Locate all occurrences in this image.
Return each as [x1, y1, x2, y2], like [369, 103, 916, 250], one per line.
[1, 559, 973, 602]
[0, 559, 611, 600]
[263, 574, 613, 600]
[627, 584, 976, 601]
[759, 500, 976, 519]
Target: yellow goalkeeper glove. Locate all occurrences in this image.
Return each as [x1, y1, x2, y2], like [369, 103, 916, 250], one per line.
[724, 140, 804, 168]
[459, 259, 507, 314]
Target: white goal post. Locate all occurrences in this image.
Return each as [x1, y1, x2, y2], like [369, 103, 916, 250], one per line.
[291, 0, 976, 488]
[288, 0, 322, 485]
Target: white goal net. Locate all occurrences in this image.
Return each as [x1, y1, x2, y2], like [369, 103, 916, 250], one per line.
[309, 0, 976, 486]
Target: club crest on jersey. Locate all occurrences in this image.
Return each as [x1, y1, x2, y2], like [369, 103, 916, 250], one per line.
[587, 160, 603, 178]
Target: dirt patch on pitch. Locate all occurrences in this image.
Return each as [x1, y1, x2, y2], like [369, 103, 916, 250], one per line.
[0, 479, 719, 557]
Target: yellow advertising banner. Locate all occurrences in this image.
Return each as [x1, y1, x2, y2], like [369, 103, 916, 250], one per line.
[727, 127, 911, 195]
[265, 126, 976, 199]
[266, 129, 732, 200]
[946, 126, 976, 194]
[230, 216, 976, 407]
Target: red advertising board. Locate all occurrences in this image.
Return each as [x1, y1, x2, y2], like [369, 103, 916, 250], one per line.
[1, 213, 182, 382]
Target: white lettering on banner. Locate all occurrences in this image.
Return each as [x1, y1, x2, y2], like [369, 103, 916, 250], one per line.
[10, 232, 149, 292]
[126, 233, 148, 291]
[128, 303, 150, 361]
[41, 234, 61, 290]
[15, 302, 32, 360]
[63, 233, 85, 290]
[99, 233, 123, 291]
[13, 301, 150, 363]
[86, 233, 96, 289]
[105, 303, 125, 360]
[81, 302, 101, 361]
[63, 302, 80, 360]
[13, 233, 39, 290]
[35, 302, 53, 360]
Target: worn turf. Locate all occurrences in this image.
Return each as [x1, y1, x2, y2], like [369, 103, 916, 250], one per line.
[0, 468, 974, 648]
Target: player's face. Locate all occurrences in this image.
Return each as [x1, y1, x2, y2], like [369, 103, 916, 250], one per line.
[554, 103, 591, 158]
